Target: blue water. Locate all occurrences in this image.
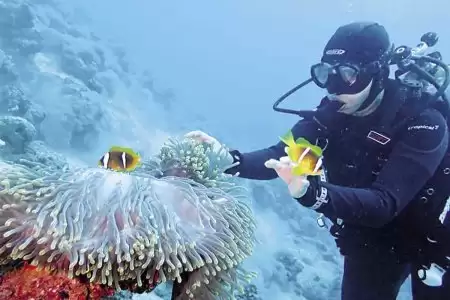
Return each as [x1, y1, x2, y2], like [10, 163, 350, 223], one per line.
[1, 0, 448, 298]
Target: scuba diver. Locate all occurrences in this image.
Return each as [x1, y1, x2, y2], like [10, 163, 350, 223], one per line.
[185, 22, 450, 299]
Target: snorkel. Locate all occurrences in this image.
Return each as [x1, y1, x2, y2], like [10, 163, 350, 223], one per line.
[273, 32, 450, 119]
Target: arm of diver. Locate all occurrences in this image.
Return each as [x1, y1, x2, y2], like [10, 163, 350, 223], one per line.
[314, 108, 448, 228]
[225, 119, 321, 180]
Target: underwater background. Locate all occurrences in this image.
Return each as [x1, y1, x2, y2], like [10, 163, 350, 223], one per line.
[0, 0, 448, 299]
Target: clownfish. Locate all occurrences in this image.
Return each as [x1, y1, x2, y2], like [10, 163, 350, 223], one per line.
[98, 146, 141, 172]
[279, 130, 323, 176]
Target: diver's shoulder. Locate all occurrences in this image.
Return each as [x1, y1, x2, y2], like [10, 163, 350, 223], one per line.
[401, 107, 448, 150]
[414, 107, 447, 126]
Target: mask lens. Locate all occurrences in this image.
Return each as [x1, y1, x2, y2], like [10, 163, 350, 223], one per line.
[312, 63, 332, 87]
[338, 65, 358, 85]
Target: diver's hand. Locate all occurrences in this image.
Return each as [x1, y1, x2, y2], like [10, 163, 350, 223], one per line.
[184, 130, 223, 152]
[184, 130, 237, 169]
[185, 130, 219, 145]
[264, 156, 310, 198]
[266, 156, 329, 210]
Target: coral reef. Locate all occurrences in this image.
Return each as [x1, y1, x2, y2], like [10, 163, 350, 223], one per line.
[246, 180, 344, 300]
[0, 0, 183, 153]
[236, 284, 261, 300]
[0, 263, 114, 299]
[15, 140, 68, 170]
[0, 3, 46, 135]
[0, 137, 257, 299]
[0, 115, 36, 154]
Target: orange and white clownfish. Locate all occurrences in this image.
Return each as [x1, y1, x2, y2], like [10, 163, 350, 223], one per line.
[279, 130, 324, 176]
[98, 146, 141, 172]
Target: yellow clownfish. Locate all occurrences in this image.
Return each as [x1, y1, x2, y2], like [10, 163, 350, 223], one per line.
[279, 130, 323, 176]
[98, 146, 141, 172]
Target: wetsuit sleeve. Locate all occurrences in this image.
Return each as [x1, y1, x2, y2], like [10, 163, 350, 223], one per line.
[315, 108, 449, 228]
[225, 120, 321, 180]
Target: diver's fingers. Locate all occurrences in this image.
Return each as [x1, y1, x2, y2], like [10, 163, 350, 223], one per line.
[185, 130, 213, 143]
[279, 156, 296, 169]
[264, 159, 281, 170]
[279, 156, 292, 165]
[185, 130, 208, 139]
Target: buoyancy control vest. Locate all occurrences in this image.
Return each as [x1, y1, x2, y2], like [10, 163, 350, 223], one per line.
[315, 79, 450, 264]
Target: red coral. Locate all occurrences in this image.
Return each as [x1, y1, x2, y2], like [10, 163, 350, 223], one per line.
[0, 263, 114, 300]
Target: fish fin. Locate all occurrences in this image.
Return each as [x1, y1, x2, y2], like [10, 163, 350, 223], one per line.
[280, 131, 298, 162]
[309, 145, 323, 156]
[109, 146, 140, 157]
[279, 130, 296, 147]
[294, 137, 311, 146]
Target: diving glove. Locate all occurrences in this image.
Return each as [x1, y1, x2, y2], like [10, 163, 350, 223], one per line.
[185, 130, 222, 151]
[184, 130, 236, 169]
[265, 156, 329, 210]
[265, 156, 311, 198]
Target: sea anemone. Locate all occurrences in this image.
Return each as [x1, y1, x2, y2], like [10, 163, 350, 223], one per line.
[140, 137, 240, 189]
[0, 137, 257, 299]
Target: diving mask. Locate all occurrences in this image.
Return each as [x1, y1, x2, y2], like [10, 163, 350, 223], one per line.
[311, 62, 360, 88]
[310, 61, 379, 97]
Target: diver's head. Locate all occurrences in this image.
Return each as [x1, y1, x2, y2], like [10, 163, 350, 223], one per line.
[311, 22, 392, 116]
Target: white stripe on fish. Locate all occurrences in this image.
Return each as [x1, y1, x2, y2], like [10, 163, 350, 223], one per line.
[103, 152, 110, 168]
[121, 152, 127, 169]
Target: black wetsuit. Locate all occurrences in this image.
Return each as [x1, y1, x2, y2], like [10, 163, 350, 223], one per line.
[225, 79, 450, 300]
